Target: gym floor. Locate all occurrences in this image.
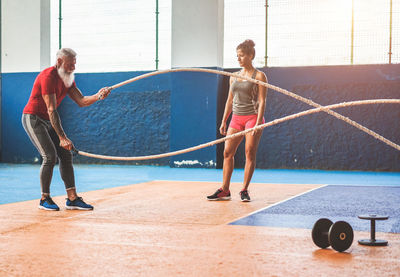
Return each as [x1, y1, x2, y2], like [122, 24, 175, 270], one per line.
[0, 164, 399, 276]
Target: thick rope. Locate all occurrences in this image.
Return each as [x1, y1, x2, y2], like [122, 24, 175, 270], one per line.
[109, 68, 400, 151]
[75, 99, 400, 161]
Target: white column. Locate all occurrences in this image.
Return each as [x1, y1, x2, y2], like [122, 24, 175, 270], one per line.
[171, 0, 224, 68]
[40, 0, 51, 69]
[1, 0, 50, 73]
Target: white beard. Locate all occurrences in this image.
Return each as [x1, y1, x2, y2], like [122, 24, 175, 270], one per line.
[57, 67, 75, 88]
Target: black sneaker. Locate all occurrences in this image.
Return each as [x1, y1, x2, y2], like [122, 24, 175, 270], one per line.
[240, 190, 251, 202]
[207, 188, 231, 201]
[39, 196, 60, 211]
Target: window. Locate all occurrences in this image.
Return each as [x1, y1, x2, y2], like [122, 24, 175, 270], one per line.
[224, 0, 399, 67]
[51, 0, 171, 72]
[224, 0, 266, 68]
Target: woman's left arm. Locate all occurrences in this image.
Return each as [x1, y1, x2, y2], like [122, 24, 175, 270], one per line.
[256, 71, 267, 125]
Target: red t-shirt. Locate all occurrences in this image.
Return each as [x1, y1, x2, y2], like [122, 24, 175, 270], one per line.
[23, 66, 76, 120]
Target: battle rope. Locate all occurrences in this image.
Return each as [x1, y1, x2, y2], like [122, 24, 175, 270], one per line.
[111, 68, 400, 149]
[73, 99, 400, 161]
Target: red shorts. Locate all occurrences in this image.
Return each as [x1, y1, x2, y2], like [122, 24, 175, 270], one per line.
[229, 114, 265, 131]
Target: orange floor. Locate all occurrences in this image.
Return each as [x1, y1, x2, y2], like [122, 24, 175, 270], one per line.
[0, 181, 399, 276]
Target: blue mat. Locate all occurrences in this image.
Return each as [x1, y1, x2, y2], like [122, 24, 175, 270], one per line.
[231, 185, 400, 233]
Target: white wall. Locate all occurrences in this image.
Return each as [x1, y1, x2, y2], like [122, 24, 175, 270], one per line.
[1, 0, 50, 73]
[171, 0, 224, 68]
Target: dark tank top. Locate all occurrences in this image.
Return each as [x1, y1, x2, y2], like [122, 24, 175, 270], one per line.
[231, 69, 259, 115]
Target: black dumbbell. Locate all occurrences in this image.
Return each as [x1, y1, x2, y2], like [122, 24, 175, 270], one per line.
[312, 218, 354, 252]
[358, 214, 389, 246]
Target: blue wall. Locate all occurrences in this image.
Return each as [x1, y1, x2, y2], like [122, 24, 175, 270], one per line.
[0, 69, 219, 166]
[1, 73, 38, 162]
[60, 72, 172, 165]
[170, 69, 222, 167]
[218, 64, 400, 171]
[1, 64, 399, 171]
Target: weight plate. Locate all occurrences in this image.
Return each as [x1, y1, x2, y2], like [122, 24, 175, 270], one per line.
[358, 214, 389, 220]
[312, 218, 333, 249]
[358, 239, 388, 246]
[329, 221, 354, 252]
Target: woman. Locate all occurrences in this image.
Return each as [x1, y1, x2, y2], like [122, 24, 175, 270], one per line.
[207, 39, 267, 202]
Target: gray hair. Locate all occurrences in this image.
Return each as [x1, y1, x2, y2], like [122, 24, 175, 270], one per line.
[56, 48, 77, 60]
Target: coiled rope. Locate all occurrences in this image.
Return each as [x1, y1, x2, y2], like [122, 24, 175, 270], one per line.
[73, 68, 400, 160]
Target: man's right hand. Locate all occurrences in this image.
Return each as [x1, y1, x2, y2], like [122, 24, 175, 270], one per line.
[60, 137, 74, 150]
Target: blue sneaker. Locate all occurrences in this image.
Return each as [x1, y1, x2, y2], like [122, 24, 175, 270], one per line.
[66, 197, 94, 210]
[39, 196, 60, 211]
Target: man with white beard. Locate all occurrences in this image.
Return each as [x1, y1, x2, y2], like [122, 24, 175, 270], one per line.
[22, 48, 111, 211]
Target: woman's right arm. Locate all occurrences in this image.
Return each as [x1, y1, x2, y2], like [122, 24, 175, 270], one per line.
[219, 77, 234, 136]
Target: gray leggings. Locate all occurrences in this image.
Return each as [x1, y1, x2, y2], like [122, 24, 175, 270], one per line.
[22, 113, 75, 195]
